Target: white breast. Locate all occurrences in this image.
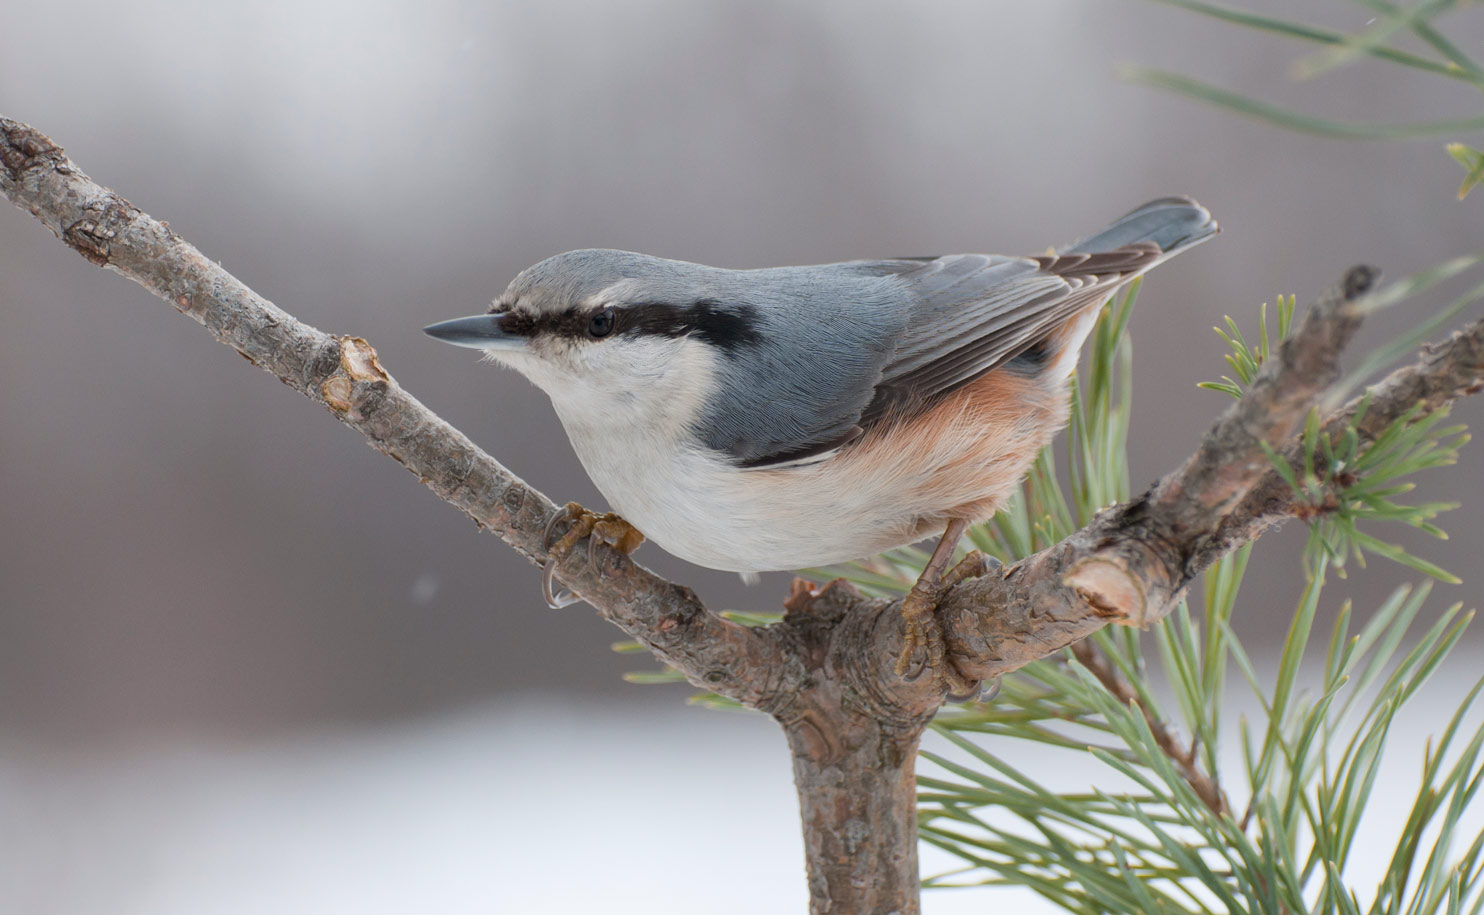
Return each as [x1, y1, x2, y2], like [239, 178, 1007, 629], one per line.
[519, 336, 917, 573]
[566, 433, 925, 573]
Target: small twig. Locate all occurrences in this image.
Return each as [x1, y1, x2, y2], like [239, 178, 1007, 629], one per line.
[1069, 641, 1230, 817]
[1209, 315, 1484, 567]
[1158, 265, 1374, 517]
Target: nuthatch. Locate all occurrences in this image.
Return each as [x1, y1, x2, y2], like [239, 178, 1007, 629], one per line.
[425, 197, 1217, 692]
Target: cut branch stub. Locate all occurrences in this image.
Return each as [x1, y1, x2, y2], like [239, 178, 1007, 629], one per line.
[1064, 557, 1149, 623]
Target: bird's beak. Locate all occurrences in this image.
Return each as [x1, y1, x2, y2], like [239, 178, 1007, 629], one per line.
[422, 314, 526, 351]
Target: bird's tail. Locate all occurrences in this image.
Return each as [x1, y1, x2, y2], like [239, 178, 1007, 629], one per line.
[1022, 197, 1217, 384]
[1064, 196, 1219, 258]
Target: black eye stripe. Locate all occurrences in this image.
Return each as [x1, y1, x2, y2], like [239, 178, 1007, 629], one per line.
[496, 300, 762, 352]
[494, 309, 594, 340]
[495, 311, 536, 336]
[625, 301, 762, 352]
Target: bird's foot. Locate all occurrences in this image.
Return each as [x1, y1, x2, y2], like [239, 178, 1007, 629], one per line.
[541, 501, 644, 608]
[894, 550, 991, 698]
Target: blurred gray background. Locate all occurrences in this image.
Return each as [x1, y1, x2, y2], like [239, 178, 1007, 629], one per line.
[1, 1, 1481, 911]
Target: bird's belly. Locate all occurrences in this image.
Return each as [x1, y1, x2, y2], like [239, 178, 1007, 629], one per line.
[574, 442, 998, 574]
[570, 367, 1068, 573]
[580, 447, 898, 573]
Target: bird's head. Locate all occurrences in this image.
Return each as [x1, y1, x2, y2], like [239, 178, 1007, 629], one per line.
[424, 249, 762, 431]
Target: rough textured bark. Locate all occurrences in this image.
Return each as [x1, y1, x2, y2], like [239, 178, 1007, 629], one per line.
[790, 728, 922, 912]
[778, 581, 930, 912]
[5, 116, 1483, 914]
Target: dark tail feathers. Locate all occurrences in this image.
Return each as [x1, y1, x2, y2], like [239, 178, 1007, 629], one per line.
[1066, 196, 1219, 257]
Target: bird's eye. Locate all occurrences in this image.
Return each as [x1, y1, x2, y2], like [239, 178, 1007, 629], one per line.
[587, 307, 616, 339]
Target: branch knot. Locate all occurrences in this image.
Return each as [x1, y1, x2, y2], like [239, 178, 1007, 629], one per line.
[62, 197, 140, 266]
[0, 117, 66, 183]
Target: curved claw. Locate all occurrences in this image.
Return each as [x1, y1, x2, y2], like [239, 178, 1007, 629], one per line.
[982, 676, 1003, 703]
[894, 601, 929, 681]
[898, 644, 929, 683]
[543, 503, 579, 553]
[541, 502, 589, 608]
[541, 556, 581, 609]
[947, 674, 998, 704]
[538, 502, 642, 609]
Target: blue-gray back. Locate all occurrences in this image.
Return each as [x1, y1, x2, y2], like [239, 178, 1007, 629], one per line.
[698, 199, 1216, 467]
[518, 198, 1216, 469]
[689, 262, 913, 466]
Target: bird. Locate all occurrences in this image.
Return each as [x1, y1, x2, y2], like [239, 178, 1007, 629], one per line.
[424, 197, 1217, 693]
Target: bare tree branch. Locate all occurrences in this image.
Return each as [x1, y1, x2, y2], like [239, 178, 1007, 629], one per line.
[5, 115, 1481, 914]
[0, 116, 789, 710]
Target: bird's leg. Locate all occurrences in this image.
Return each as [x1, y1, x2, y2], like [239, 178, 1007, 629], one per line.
[940, 548, 993, 591]
[540, 502, 644, 608]
[894, 519, 981, 696]
[941, 550, 1003, 702]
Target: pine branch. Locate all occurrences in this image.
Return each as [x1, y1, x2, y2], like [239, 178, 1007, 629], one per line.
[1210, 317, 1484, 568]
[932, 269, 1481, 688]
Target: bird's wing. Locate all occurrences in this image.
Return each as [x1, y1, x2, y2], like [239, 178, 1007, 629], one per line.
[726, 250, 1150, 470]
[857, 246, 1159, 425]
[730, 198, 1217, 468]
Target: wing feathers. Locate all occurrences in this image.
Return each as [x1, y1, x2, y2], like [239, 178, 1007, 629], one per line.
[736, 198, 1217, 468]
[859, 242, 1176, 426]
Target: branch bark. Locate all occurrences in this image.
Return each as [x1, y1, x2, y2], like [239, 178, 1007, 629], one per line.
[5, 116, 1482, 914]
[0, 116, 786, 709]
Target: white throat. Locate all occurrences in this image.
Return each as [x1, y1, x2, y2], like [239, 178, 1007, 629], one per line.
[494, 337, 716, 438]
[484, 338, 731, 552]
